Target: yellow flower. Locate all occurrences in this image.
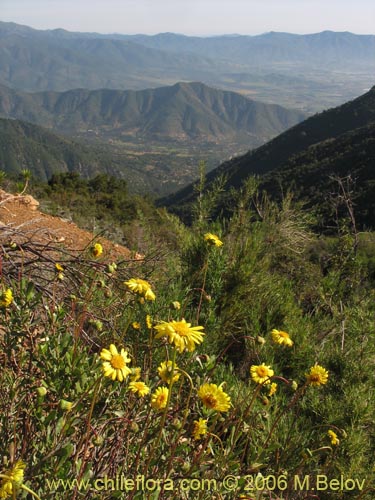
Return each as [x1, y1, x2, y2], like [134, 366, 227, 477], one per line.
[0, 460, 25, 499]
[271, 329, 294, 347]
[154, 319, 205, 353]
[204, 233, 223, 247]
[130, 367, 142, 381]
[198, 383, 231, 413]
[124, 278, 156, 301]
[132, 322, 141, 330]
[268, 382, 277, 396]
[171, 301, 181, 310]
[151, 387, 169, 410]
[0, 289, 13, 308]
[144, 288, 155, 301]
[250, 364, 274, 385]
[91, 242, 103, 258]
[55, 263, 64, 272]
[306, 364, 329, 386]
[158, 360, 181, 385]
[128, 381, 150, 397]
[192, 418, 208, 440]
[146, 314, 152, 329]
[327, 429, 340, 446]
[100, 344, 132, 382]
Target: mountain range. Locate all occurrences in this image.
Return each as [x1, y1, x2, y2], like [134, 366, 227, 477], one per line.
[118, 30, 375, 70]
[2, 21, 375, 224]
[162, 86, 375, 228]
[0, 82, 306, 145]
[1, 21, 374, 111]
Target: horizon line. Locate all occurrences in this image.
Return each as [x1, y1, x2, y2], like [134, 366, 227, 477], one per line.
[1, 19, 374, 38]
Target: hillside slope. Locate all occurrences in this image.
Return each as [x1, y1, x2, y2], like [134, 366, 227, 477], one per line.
[0, 118, 172, 193]
[162, 86, 375, 227]
[0, 118, 115, 181]
[260, 122, 375, 227]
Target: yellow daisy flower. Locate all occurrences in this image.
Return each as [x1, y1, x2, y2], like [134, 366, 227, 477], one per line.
[151, 387, 169, 411]
[128, 381, 150, 397]
[0, 289, 13, 308]
[327, 429, 340, 446]
[132, 322, 141, 330]
[250, 364, 274, 385]
[198, 383, 231, 413]
[306, 364, 329, 386]
[204, 233, 223, 247]
[192, 418, 208, 440]
[124, 278, 156, 301]
[154, 319, 205, 353]
[158, 360, 181, 385]
[0, 460, 25, 499]
[271, 329, 294, 347]
[268, 382, 277, 396]
[100, 344, 132, 382]
[55, 263, 64, 272]
[91, 243, 103, 258]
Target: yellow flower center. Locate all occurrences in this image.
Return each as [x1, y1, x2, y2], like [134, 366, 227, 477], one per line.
[111, 354, 126, 370]
[257, 366, 268, 377]
[203, 394, 217, 408]
[156, 394, 167, 405]
[173, 323, 190, 336]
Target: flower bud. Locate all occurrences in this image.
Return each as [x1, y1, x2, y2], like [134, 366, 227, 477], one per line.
[36, 386, 47, 397]
[130, 422, 139, 433]
[93, 435, 104, 446]
[182, 462, 190, 472]
[172, 418, 182, 430]
[59, 399, 73, 412]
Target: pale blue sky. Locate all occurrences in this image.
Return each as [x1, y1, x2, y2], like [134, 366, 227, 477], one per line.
[1, 0, 374, 35]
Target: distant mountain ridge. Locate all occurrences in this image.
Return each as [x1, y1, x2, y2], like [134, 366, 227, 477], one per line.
[0, 82, 306, 144]
[2, 22, 373, 69]
[0, 21, 219, 92]
[118, 30, 375, 69]
[1, 22, 374, 111]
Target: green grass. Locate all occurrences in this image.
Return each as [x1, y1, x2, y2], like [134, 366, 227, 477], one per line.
[1, 182, 375, 499]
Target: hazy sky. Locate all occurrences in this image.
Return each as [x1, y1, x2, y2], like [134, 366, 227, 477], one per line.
[1, 0, 375, 35]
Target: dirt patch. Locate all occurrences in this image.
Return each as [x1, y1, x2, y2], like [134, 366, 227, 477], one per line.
[0, 191, 132, 261]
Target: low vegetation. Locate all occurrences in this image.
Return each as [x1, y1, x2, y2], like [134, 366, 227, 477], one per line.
[1, 174, 374, 499]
